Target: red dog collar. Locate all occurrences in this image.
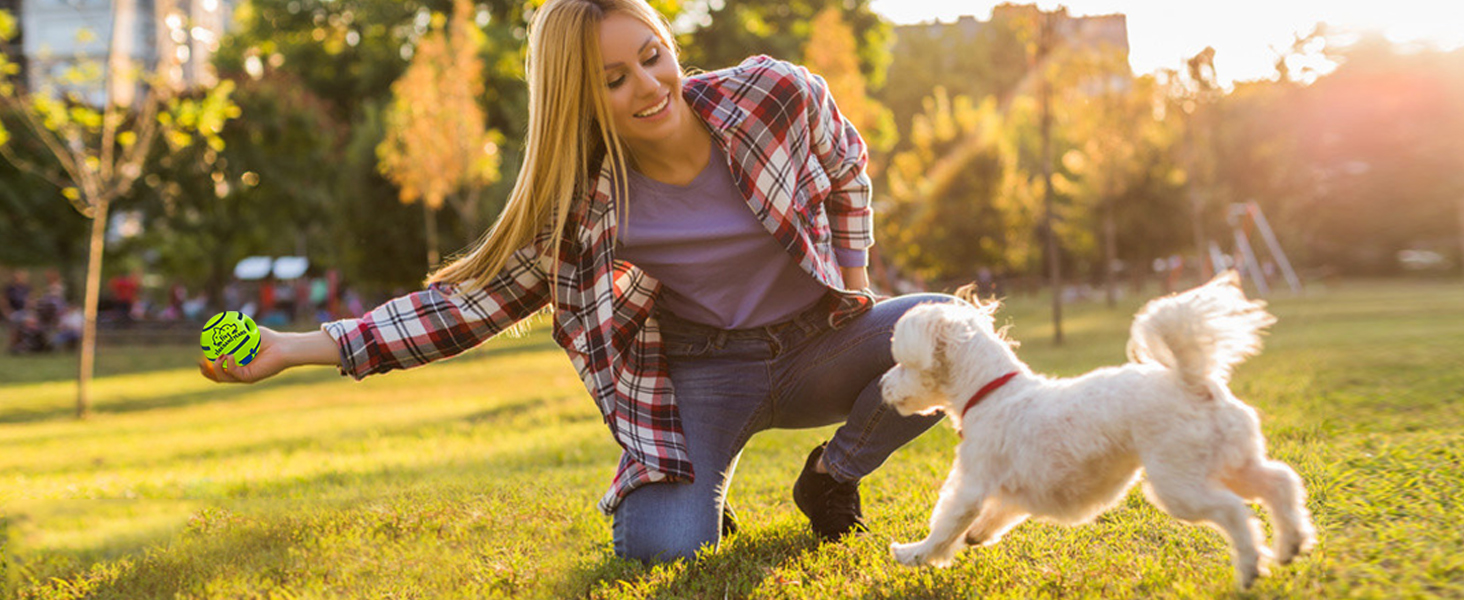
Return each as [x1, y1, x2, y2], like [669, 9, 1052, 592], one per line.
[959, 371, 1020, 436]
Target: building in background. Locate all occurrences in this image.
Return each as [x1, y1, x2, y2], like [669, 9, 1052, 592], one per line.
[897, 7, 1129, 62]
[11, 0, 233, 103]
[893, 5, 1131, 95]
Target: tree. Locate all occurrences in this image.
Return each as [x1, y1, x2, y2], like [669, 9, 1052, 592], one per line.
[0, 120, 88, 273]
[214, 0, 536, 291]
[880, 88, 1039, 286]
[377, 0, 503, 268]
[128, 72, 343, 307]
[1219, 35, 1464, 275]
[801, 7, 895, 158]
[878, 10, 1029, 151]
[0, 5, 236, 419]
[680, 0, 891, 88]
[1048, 45, 1170, 306]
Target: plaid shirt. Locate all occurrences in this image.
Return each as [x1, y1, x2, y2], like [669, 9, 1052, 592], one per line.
[322, 56, 876, 514]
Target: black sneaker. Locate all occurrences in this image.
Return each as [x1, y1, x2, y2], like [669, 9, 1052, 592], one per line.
[721, 501, 739, 538]
[792, 442, 868, 540]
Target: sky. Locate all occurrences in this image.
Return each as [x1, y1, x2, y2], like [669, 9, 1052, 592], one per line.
[869, 0, 1464, 84]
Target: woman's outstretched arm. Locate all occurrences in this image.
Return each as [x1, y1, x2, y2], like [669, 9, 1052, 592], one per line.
[200, 243, 552, 385]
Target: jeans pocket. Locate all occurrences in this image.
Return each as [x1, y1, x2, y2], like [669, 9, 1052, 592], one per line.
[661, 334, 712, 358]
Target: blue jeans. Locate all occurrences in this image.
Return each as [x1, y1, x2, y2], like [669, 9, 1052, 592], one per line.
[611, 293, 953, 562]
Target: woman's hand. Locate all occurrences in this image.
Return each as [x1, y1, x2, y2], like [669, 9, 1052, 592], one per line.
[198, 328, 339, 384]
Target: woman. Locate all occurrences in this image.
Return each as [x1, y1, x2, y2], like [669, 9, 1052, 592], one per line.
[200, 0, 952, 563]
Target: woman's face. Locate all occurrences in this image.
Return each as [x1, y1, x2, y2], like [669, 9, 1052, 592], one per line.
[599, 12, 683, 148]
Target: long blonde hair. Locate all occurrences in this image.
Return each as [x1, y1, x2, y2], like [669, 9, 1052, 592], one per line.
[425, 0, 678, 296]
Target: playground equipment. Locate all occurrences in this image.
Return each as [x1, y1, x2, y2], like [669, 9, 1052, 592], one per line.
[1213, 201, 1301, 296]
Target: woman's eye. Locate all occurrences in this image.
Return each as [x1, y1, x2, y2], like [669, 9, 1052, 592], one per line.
[606, 49, 660, 89]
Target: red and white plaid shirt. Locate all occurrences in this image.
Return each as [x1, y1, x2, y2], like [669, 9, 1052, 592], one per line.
[322, 56, 876, 513]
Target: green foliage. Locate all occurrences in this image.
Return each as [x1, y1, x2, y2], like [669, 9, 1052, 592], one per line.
[878, 13, 1029, 150]
[214, 0, 534, 290]
[800, 8, 895, 155]
[0, 117, 88, 268]
[2, 281, 1462, 597]
[124, 73, 343, 303]
[679, 0, 892, 89]
[216, 0, 530, 136]
[882, 89, 1036, 283]
[336, 99, 434, 291]
[378, 0, 504, 243]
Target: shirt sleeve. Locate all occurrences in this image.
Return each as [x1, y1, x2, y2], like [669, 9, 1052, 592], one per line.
[793, 62, 875, 255]
[320, 243, 551, 380]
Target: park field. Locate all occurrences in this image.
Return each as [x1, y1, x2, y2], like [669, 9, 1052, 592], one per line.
[1, 279, 1461, 599]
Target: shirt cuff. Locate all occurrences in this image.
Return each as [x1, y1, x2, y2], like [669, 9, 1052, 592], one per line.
[320, 318, 368, 381]
[834, 247, 868, 268]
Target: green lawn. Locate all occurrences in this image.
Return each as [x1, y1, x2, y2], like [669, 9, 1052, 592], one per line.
[2, 279, 1461, 599]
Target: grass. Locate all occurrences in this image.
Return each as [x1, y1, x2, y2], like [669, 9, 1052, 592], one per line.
[1, 278, 1461, 599]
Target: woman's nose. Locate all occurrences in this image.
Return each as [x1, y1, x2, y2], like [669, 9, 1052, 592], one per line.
[631, 65, 659, 95]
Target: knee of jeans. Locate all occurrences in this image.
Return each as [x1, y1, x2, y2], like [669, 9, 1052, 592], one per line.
[615, 523, 719, 564]
[874, 293, 964, 339]
[897, 292, 963, 309]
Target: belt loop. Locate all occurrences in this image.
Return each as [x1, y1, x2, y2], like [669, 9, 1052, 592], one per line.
[714, 330, 728, 349]
[799, 312, 818, 334]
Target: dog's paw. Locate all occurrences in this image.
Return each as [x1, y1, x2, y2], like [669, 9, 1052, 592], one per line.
[890, 541, 931, 567]
[1235, 558, 1270, 590]
[891, 541, 957, 568]
[1276, 528, 1317, 565]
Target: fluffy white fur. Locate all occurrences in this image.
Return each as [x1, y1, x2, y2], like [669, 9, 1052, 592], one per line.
[882, 271, 1315, 589]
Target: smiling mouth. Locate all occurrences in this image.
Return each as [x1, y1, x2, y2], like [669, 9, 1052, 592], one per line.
[634, 94, 670, 118]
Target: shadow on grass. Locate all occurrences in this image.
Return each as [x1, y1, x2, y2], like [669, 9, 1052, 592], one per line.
[0, 336, 563, 426]
[8, 420, 831, 599]
[0, 371, 339, 426]
[11, 448, 611, 598]
[0, 332, 560, 385]
[566, 522, 825, 599]
[9, 387, 599, 482]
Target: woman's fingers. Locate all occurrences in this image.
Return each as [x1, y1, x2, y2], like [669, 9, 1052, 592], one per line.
[200, 327, 285, 384]
[199, 354, 246, 383]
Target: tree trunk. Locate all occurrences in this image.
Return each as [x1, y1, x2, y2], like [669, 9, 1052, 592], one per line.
[1104, 196, 1117, 308]
[1039, 11, 1062, 346]
[1457, 196, 1464, 281]
[456, 187, 481, 238]
[76, 196, 110, 420]
[424, 202, 440, 269]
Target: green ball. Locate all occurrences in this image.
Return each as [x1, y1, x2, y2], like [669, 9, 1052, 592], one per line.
[200, 311, 261, 366]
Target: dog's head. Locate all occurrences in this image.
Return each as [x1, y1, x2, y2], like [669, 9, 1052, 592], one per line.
[882, 299, 1021, 417]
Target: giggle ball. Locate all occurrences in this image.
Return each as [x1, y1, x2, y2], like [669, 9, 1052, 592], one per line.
[200, 311, 261, 367]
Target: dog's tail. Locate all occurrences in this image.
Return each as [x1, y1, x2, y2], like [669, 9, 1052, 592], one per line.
[1126, 271, 1275, 395]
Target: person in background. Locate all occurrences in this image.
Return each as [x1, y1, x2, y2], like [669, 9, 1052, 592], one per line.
[4, 269, 32, 352]
[107, 269, 140, 323]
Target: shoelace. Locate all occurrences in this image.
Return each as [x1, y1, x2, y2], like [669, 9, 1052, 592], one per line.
[821, 480, 863, 523]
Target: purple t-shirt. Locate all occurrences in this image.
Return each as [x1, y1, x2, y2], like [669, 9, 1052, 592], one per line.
[616, 143, 837, 329]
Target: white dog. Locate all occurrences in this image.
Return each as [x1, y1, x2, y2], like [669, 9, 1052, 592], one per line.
[882, 272, 1315, 589]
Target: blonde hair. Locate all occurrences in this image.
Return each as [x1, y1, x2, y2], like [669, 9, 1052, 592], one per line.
[425, 0, 678, 296]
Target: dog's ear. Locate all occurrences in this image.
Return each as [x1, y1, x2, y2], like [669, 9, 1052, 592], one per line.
[892, 303, 961, 379]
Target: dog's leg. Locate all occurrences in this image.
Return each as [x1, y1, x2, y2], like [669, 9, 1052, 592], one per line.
[1146, 472, 1267, 590]
[963, 496, 1029, 547]
[1222, 459, 1316, 565]
[891, 463, 986, 567]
